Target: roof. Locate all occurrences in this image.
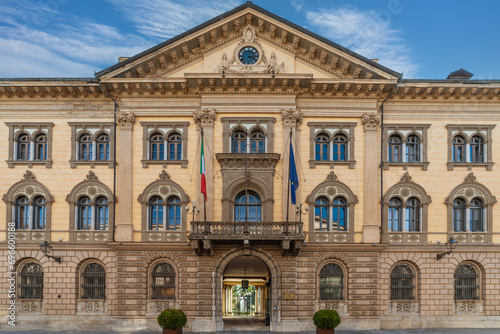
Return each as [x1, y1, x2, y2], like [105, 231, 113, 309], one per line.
[95, 1, 401, 78]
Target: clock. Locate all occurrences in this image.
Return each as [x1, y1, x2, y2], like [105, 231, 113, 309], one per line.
[238, 46, 259, 65]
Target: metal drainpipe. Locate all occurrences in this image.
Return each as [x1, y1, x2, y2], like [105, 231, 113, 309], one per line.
[96, 75, 118, 243]
[380, 76, 402, 244]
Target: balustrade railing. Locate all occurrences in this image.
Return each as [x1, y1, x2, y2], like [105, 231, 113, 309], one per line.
[189, 221, 304, 237]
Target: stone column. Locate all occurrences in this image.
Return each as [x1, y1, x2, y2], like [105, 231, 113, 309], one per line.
[281, 109, 303, 222]
[193, 109, 216, 221]
[115, 111, 135, 241]
[362, 113, 381, 243]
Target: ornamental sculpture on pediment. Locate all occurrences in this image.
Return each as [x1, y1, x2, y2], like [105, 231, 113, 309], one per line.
[117, 110, 135, 130]
[362, 113, 381, 131]
[281, 108, 303, 127]
[193, 108, 216, 127]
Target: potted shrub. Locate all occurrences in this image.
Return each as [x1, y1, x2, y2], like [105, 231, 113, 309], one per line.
[157, 309, 187, 334]
[313, 309, 341, 334]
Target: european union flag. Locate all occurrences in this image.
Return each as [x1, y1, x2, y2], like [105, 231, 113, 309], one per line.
[289, 141, 299, 205]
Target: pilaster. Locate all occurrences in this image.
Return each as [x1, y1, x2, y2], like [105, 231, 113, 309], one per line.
[362, 112, 381, 243]
[194, 108, 216, 221]
[115, 110, 134, 241]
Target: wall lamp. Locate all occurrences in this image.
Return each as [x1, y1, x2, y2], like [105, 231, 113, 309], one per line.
[436, 237, 458, 261]
[295, 202, 309, 224]
[186, 201, 200, 221]
[39, 241, 62, 263]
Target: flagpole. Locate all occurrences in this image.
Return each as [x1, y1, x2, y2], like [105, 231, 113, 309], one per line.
[286, 129, 292, 224]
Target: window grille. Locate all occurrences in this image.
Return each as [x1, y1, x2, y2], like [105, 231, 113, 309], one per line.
[391, 265, 415, 300]
[319, 263, 344, 300]
[19, 262, 43, 299]
[455, 264, 479, 300]
[151, 263, 175, 299]
[82, 263, 106, 299]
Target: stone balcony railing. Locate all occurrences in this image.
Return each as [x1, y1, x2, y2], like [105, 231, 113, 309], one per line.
[188, 221, 305, 256]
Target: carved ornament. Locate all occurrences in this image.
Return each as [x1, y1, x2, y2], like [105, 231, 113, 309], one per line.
[23, 170, 36, 180]
[362, 113, 381, 131]
[193, 108, 216, 127]
[157, 170, 171, 181]
[117, 111, 135, 130]
[281, 109, 303, 126]
[86, 170, 99, 182]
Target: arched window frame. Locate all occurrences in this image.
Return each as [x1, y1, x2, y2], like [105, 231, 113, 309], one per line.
[69, 123, 114, 168]
[141, 122, 189, 168]
[388, 134, 402, 162]
[306, 172, 358, 243]
[390, 263, 416, 301]
[222, 117, 276, 154]
[6, 123, 54, 168]
[138, 171, 190, 241]
[80, 261, 106, 300]
[66, 171, 113, 243]
[78, 132, 93, 161]
[315, 133, 330, 161]
[231, 129, 247, 153]
[452, 135, 466, 163]
[149, 132, 165, 161]
[234, 190, 262, 222]
[308, 123, 356, 168]
[446, 125, 495, 171]
[445, 173, 496, 244]
[17, 260, 44, 300]
[405, 134, 421, 163]
[317, 262, 346, 301]
[148, 260, 178, 301]
[383, 125, 430, 170]
[383, 172, 431, 244]
[249, 128, 265, 154]
[3, 171, 53, 242]
[454, 262, 481, 301]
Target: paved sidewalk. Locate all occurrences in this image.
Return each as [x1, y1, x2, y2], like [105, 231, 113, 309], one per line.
[2, 329, 500, 334]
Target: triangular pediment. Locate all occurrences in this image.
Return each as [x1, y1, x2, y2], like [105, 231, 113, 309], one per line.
[97, 2, 400, 82]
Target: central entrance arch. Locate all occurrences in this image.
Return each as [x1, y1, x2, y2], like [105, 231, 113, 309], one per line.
[214, 248, 281, 331]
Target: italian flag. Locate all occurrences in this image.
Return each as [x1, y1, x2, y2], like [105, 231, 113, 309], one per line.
[200, 134, 207, 202]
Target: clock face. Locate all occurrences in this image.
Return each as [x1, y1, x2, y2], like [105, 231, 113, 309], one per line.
[238, 46, 259, 65]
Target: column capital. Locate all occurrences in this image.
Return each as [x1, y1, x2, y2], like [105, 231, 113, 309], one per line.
[117, 111, 135, 130]
[362, 112, 381, 131]
[281, 108, 303, 127]
[194, 108, 216, 127]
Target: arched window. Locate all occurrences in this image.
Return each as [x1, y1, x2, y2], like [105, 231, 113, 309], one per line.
[77, 197, 92, 230]
[35, 134, 47, 161]
[315, 134, 329, 161]
[250, 130, 265, 153]
[151, 262, 175, 300]
[406, 135, 420, 162]
[405, 198, 420, 232]
[149, 196, 164, 230]
[234, 191, 261, 222]
[150, 133, 165, 160]
[388, 198, 402, 232]
[453, 198, 466, 232]
[167, 133, 182, 160]
[33, 196, 46, 230]
[17, 133, 31, 161]
[452, 135, 465, 162]
[167, 196, 181, 230]
[388, 135, 402, 162]
[470, 198, 484, 232]
[391, 264, 415, 300]
[81, 263, 106, 299]
[78, 134, 93, 161]
[19, 262, 43, 299]
[332, 134, 347, 161]
[470, 135, 484, 163]
[332, 197, 347, 231]
[455, 264, 479, 300]
[314, 197, 329, 231]
[96, 134, 110, 161]
[319, 263, 344, 300]
[15, 196, 29, 230]
[232, 130, 247, 153]
[95, 197, 109, 231]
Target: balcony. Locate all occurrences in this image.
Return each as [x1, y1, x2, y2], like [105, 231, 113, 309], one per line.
[188, 221, 305, 256]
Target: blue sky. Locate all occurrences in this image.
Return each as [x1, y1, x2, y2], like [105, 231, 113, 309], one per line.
[1, 0, 499, 79]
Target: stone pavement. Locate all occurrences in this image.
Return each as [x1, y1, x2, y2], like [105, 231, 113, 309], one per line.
[2, 329, 500, 334]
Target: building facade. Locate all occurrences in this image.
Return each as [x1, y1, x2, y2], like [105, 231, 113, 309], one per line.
[2, 2, 500, 331]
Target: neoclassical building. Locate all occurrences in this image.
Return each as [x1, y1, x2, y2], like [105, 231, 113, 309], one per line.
[1, 2, 500, 331]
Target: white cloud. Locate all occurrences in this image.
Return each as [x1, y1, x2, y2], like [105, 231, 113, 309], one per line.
[105, 0, 242, 39]
[305, 7, 419, 78]
[291, 0, 304, 12]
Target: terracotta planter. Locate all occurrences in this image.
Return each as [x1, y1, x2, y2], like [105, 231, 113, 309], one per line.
[316, 328, 334, 334]
[163, 328, 182, 334]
